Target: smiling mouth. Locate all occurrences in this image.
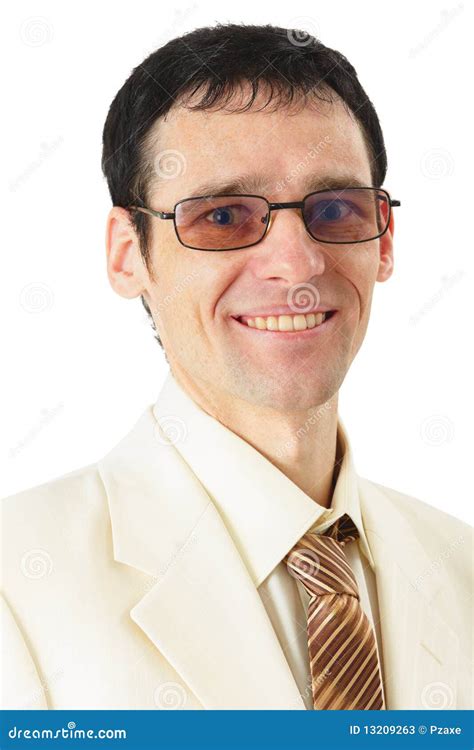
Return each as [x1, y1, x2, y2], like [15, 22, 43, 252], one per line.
[232, 310, 336, 333]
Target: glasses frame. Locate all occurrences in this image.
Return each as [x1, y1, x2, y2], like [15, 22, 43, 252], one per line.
[128, 187, 401, 252]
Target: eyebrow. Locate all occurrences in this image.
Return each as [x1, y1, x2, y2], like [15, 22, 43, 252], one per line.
[186, 173, 369, 199]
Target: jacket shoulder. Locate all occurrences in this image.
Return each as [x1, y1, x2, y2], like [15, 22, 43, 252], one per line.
[1, 464, 108, 570]
[358, 476, 472, 589]
[358, 476, 471, 536]
[2, 463, 106, 516]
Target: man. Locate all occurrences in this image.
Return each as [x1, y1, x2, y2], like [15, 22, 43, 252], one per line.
[1, 24, 471, 711]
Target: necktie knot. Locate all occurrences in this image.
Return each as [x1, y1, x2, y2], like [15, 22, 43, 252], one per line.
[285, 513, 360, 599]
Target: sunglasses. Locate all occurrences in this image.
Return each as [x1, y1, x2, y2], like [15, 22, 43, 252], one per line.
[128, 187, 400, 252]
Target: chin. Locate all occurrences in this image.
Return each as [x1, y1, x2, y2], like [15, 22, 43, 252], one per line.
[233, 375, 338, 414]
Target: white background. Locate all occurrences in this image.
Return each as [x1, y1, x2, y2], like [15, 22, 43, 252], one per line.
[2, 0, 472, 524]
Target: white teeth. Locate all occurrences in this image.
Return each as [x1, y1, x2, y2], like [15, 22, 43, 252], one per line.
[244, 312, 328, 331]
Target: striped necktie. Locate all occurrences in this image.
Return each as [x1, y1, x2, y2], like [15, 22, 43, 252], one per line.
[284, 513, 385, 710]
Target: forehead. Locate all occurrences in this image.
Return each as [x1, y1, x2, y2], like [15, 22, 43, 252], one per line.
[148, 88, 372, 202]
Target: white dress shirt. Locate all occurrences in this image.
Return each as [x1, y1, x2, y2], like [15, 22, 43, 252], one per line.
[152, 371, 385, 709]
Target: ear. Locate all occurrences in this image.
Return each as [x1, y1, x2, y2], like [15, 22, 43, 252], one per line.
[105, 207, 147, 299]
[376, 208, 395, 282]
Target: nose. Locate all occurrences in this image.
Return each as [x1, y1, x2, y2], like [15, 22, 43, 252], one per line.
[249, 207, 327, 285]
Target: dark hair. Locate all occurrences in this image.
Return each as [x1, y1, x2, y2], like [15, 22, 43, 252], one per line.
[101, 23, 387, 349]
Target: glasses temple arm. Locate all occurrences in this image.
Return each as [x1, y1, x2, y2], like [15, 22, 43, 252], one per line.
[127, 205, 175, 220]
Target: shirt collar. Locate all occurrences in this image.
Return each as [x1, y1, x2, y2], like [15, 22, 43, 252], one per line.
[152, 370, 375, 586]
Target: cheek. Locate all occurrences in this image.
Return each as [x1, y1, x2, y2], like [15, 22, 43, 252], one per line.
[152, 266, 218, 348]
[345, 246, 380, 305]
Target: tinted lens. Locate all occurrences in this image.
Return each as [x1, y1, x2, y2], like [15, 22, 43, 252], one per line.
[303, 188, 390, 243]
[174, 195, 269, 250]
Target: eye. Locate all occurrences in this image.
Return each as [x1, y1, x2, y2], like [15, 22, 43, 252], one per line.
[312, 199, 354, 222]
[202, 205, 250, 226]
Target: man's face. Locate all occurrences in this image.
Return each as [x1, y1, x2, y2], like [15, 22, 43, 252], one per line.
[116, 92, 394, 413]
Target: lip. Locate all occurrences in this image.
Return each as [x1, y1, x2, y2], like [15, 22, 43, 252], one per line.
[230, 310, 338, 339]
[231, 306, 335, 319]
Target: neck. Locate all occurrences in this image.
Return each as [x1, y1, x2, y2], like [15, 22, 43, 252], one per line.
[170, 368, 340, 509]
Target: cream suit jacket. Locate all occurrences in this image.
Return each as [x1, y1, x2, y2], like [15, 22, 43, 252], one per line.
[1, 397, 472, 710]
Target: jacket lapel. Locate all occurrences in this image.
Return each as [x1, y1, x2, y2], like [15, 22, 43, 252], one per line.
[98, 408, 305, 709]
[358, 479, 460, 709]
